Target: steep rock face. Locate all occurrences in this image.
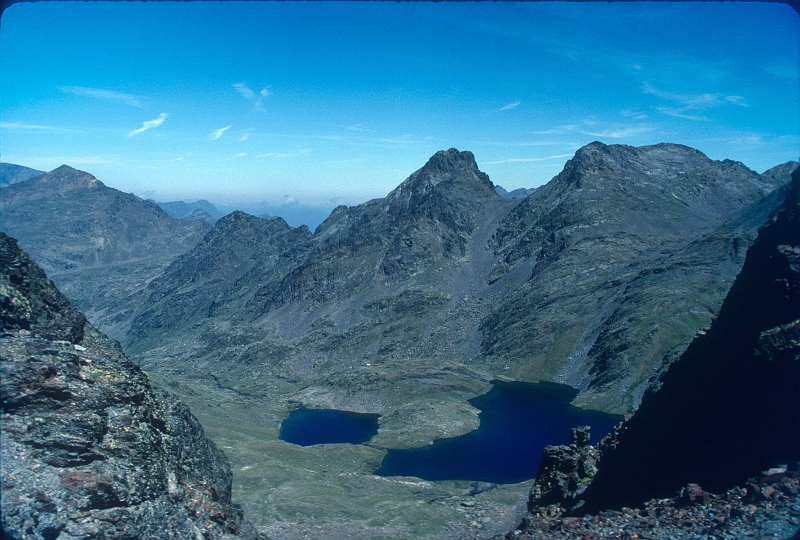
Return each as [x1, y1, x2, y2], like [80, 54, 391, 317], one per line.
[527, 426, 602, 510]
[576, 167, 800, 512]
[127, 211, 313, 351]
[760, 161, 800, 190]
[0, 165, 210, 339]
[480, 143, 789, 412]
[0, 233, 260, 539]
[253, 148, 498, 309]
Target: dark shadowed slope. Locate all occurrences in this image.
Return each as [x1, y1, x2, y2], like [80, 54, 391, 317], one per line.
[579, 166, 800, 512]
[0, 232, 261, 539]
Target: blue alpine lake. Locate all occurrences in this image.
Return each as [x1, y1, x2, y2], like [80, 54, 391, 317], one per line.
[280, 406, 380, 446]
[280, 381, 622, 484]
[376, 381, 623, 484]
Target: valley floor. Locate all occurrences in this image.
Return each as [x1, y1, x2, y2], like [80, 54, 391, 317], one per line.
[144, 369, 533, 539]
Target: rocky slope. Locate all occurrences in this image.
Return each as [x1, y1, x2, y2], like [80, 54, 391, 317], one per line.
[0, 165, 210, 340]
[126, 145, 795, 416]
[510, 167, 800, 539]
[481, 143, 794, 411]
[0, 232, 260, 539]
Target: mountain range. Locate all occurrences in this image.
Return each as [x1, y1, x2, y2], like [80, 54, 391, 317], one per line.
[1, 143, 797, 537]
[118, 143, 795, 415]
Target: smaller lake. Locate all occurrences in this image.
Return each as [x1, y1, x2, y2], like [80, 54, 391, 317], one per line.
[376, 381, 623, 484]
[280, 406, 380, 446]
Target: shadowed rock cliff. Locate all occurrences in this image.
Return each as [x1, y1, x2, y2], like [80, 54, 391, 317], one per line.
[576, 166, 800, 512]
[0, 233, 260, 539]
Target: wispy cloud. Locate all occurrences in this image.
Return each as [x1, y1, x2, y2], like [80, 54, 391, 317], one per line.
[239, 128, 255, 141]
[127, 113, 168, 137]
[175, 153, 191, 161]
[478, 140, 567, 148]
[7, 155, 111, 167]
[763, 59, 799, 80]
[533, 123, 655, 139]
[63, 155, 108, 165]
[234, 152, 247, 158]
[234, 83, 271, 111]
[344, 124, 372, 132]
[257, 148, 312, 159]
[621, 110, 648, 120]
[656, 107, 708, 122]
[482, 153, 573, 165]
[0, 122, 82, 133]
[59, 86, 144, 108]
[209, 125, 232, 140]
[642, 82, 748, 121]
[497, 101, 521, 112]
[579, 126, 654, 139]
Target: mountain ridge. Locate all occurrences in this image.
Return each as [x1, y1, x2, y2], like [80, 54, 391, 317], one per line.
[0, 162, 45, 185]
[122, 143, 796, 416]
[0, 165, 210, 340]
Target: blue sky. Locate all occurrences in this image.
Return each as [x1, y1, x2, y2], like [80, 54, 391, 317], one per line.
[1, 1, 798, 219]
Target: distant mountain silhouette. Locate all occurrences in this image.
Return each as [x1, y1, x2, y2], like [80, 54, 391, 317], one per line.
[0, 162, 44, 185]
[0, 165, 210, 340]
[156, 199, 225, 225]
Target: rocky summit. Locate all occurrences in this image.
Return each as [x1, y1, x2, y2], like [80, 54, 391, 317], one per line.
[0, 232, 261, 539]
[0, 165, 210, 341]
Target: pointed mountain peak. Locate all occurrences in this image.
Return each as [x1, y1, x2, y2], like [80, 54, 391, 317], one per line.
[397, 148, 494, 196]
[36, 165, 103, 191]
[422, 148, 480, 176]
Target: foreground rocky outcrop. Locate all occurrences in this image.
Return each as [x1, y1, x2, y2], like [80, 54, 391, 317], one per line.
[511, 166, 800, 539]
[0, 233, 260, 539]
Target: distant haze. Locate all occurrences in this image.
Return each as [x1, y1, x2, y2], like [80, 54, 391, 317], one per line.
[1, 2, 797, 209]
